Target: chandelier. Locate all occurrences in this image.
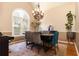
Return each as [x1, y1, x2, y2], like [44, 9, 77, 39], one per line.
[32, 3, 44, 21]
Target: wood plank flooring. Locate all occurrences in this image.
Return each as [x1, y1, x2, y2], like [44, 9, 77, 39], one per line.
[9, 41, 77, 56]
[66, 43, 77, 56]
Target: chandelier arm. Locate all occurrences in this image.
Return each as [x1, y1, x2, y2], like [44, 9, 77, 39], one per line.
[32, 2, 44, 20]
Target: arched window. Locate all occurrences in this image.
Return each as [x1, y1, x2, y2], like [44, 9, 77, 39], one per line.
[12, 9, 30, 36]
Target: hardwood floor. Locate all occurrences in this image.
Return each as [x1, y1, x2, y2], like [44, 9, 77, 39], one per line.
[9, 41, 77, 56]
[66, 43, 77, 56]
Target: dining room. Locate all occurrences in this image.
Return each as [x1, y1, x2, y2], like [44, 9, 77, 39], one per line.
[0, 2, 78, 56]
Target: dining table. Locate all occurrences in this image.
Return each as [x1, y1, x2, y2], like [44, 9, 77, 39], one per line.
[41, 33, 54, 52]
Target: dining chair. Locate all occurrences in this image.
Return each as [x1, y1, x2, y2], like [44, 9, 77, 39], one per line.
[50, 31, 59, 54]
[25, 31, 43, 53]
[51, 31, 59, 47]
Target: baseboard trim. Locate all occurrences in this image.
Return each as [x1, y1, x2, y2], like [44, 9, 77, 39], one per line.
[58, 40, 74, 45]
[74, 43, 79, 56]
[59, 40, 79, 56]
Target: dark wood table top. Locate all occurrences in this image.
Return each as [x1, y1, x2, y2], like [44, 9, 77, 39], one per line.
[41, 34, 54, 36]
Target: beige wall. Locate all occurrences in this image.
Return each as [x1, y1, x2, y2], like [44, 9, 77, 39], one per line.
[40, 2, 76, 32]
[0, 2, 33, 32]
[0, 3, 3, 31]
[76, 3, 79, 32]
[0, 2, 76, 32]
[76, 3, 79, 54]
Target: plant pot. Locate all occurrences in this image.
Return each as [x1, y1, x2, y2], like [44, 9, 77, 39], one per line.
[66, 32, 76, 42]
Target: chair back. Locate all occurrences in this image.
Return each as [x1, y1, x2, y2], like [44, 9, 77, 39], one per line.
[25, 31, 42, 44]
[0, 32, 3, 37]
[32, 32, 42, 44]
[51, 31, 59, 47]
[25, 31, 33, 42]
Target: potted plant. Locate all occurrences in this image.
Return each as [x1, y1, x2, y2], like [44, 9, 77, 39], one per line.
[65, 11, 76, 42]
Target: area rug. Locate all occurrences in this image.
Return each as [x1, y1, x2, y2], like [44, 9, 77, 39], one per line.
[9, 42, 67, 56]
